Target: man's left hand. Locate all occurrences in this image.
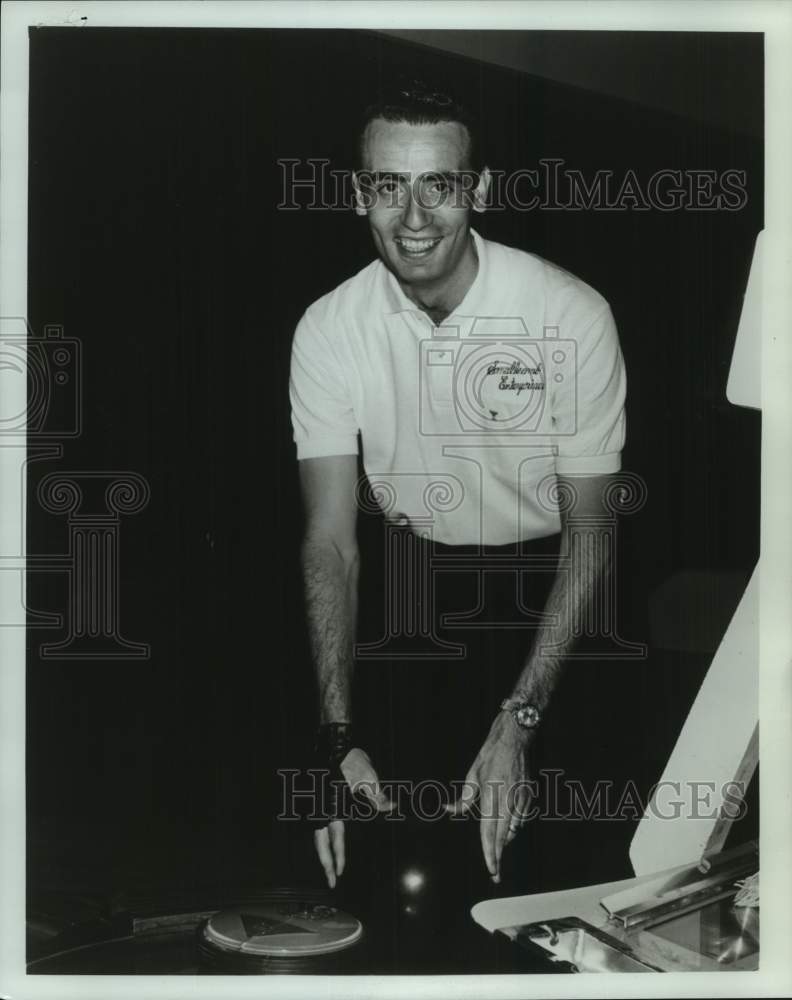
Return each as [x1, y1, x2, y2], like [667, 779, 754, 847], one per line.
[445, 712, 535, 883]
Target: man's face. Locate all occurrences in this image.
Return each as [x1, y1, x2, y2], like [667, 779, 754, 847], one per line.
[355, 119, 488, 289]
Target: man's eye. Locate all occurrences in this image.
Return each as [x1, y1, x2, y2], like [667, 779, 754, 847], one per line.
[377, 181, 401, 196]
[427, 180, 450, 194]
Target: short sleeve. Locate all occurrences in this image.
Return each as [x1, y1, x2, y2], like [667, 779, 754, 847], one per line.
[552, 304, 626, 475]
[289, 309, 359, 460]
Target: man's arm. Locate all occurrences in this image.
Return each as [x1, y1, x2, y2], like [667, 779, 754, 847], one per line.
[298, 455, 393, 888]
[299, 455, 360, 724]
[506, 471, 613, 709]
[447, 472, 617, 881]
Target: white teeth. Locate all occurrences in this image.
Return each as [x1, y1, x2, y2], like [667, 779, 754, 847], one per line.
[397, 238, 439, 252]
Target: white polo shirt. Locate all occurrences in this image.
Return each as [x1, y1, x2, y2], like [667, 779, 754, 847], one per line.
[290, 229, 626, 545]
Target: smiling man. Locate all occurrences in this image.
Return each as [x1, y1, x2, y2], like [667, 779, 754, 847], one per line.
[353, 117, 485, 324]
[289, 83, 627, 893]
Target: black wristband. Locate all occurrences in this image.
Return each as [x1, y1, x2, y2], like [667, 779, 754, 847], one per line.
[302, 723, 355, 829]
[315, 722, 354, 765]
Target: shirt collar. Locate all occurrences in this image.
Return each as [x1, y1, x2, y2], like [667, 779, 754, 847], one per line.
[381, 228, 487, 319]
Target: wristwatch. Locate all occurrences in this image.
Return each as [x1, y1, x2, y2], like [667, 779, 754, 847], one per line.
[500, 696, 542, 730]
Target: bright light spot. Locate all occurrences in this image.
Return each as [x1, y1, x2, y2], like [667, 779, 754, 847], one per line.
[401, 869, 425, 894]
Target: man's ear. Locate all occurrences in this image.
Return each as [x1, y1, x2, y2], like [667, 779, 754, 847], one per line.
[352, 171, 369, 217]
[471, 166, 492, 214]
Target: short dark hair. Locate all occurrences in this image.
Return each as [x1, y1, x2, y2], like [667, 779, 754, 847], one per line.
[356, 80, 485, 173]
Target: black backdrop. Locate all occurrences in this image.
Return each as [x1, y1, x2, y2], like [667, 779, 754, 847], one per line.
[26, 28, 761, 906]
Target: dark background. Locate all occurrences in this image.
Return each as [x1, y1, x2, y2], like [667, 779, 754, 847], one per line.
[26, 28, 761, 971]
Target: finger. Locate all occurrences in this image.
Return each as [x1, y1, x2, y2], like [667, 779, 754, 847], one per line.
[504, 786, 531, 846]
[506, 800, 528, 841]
[340, 754, 395, 811]
[354, 777, 395, 811]
[373, 788, 395, 812]
[479, 783, 498, 878]
[329, 820, 346, 878]
[493, 809, 511, 882]
[445, 776, 479, 816]
[499, 777, 530, 870]
[313, 827, 336, 889]
[365, 780, 396, 811]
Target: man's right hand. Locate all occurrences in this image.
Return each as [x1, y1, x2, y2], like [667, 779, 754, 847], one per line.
[314, 747, 394, 889]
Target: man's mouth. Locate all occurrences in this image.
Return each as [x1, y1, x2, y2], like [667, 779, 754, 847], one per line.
[394, 236, 442, 258]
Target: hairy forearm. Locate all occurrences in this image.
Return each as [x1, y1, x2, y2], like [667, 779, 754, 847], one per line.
[301, 537, 360, 725]
[510, 527, 612, 711]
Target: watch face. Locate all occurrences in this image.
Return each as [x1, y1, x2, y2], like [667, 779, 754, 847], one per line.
[515, 704, 540, 728]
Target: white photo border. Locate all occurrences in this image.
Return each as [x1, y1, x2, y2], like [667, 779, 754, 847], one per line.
[1, 2, 790, 998]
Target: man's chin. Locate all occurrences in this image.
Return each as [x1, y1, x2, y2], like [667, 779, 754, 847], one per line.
[387, 253, 443, 284]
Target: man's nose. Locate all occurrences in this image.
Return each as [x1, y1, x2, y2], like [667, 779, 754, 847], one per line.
[401, 182, 431, 231]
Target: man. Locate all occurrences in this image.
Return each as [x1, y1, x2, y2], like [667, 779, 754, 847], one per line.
[289, 84, 626, 891]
